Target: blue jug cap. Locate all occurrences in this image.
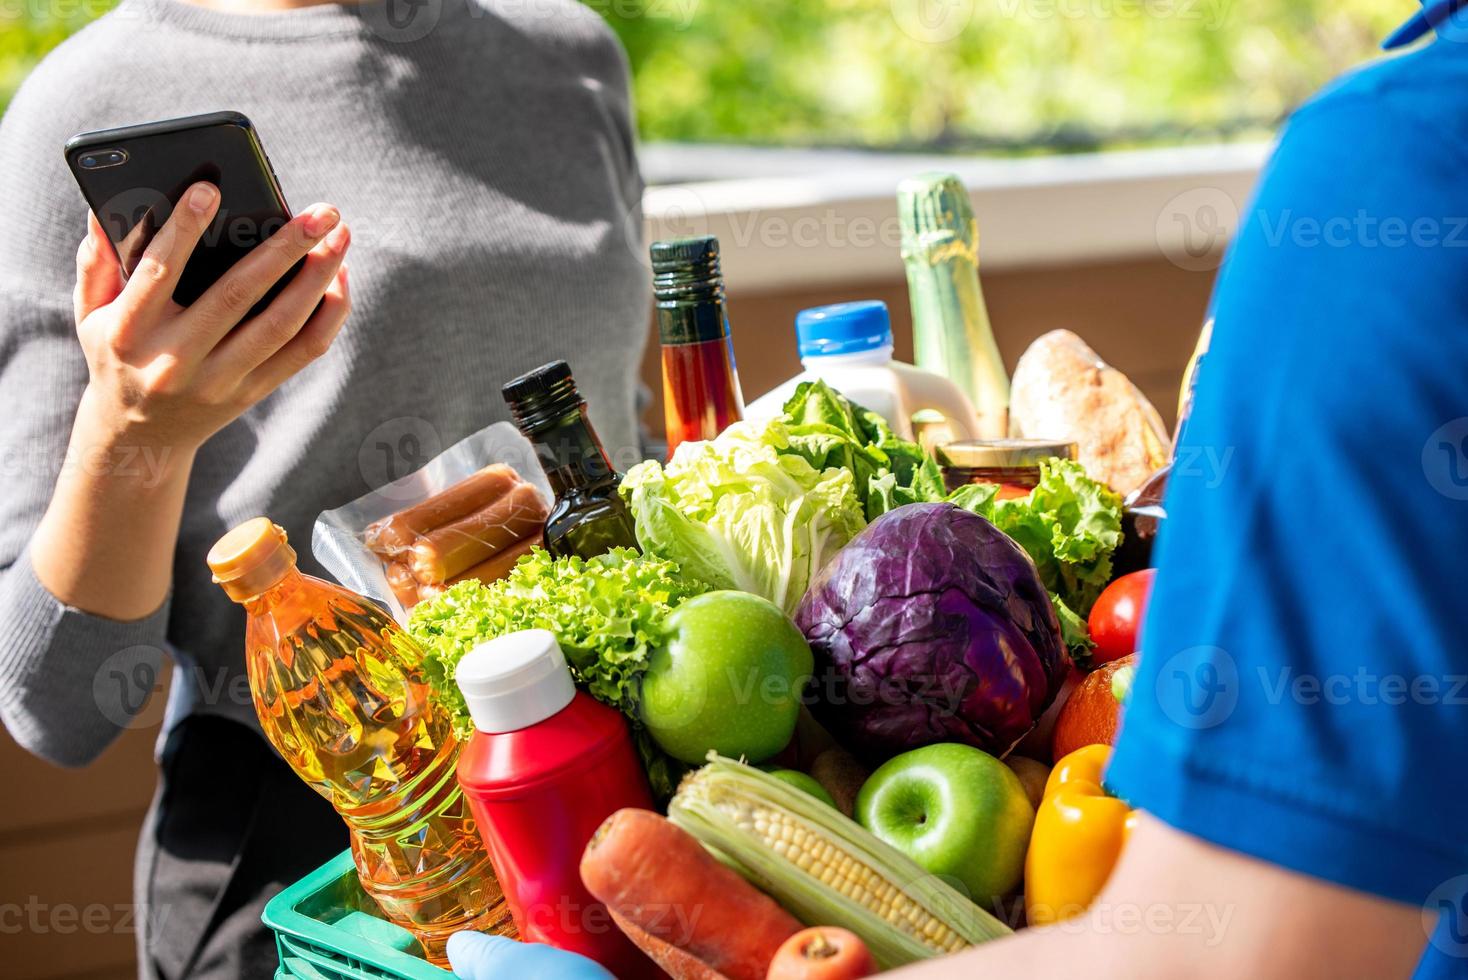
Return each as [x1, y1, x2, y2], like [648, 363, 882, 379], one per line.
[795, 301, 893, 357]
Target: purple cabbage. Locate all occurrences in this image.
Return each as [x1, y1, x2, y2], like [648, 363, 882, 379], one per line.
[796, 502, 1070, 761]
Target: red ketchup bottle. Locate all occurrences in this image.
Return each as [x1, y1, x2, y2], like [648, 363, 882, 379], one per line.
[454, 629, 656, 977]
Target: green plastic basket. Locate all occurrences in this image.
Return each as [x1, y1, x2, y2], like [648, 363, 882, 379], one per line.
[263, 850, 453, 980]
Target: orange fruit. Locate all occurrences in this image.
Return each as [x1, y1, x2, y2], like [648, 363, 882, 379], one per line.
[1051, 653, 1136, 761]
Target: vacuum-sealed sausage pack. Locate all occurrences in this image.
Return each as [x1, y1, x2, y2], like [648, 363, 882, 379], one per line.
[313, 422, 552, 622]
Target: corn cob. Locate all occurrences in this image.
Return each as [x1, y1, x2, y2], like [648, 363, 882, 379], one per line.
[668, 754, 1010, 969]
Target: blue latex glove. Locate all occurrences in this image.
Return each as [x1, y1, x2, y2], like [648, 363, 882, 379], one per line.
[446, 931, 615, 980]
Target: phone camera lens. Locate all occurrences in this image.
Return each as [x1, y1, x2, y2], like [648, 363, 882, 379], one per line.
[79, 149, 126, 169]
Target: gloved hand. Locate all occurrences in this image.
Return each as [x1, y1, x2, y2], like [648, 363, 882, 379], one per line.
[446, 931, 615, 980]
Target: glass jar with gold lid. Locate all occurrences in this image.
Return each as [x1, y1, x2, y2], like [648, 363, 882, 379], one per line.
[936, 438, 1078, 498]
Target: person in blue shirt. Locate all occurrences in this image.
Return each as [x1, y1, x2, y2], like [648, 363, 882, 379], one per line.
[447, 2, 1468, 976]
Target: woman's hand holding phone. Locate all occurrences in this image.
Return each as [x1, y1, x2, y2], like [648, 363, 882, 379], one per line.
[29, 180, 351, 622]
[72, 180, 351, 452]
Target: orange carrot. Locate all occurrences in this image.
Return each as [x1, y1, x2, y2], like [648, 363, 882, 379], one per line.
[581, 809, 800, 980]
[766, 928, 874, 980]
[610, 910, 729, 980]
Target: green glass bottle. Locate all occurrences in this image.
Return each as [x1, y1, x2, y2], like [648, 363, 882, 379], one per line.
[898, 172, 1010, 439]
[502, 361, 640, 560]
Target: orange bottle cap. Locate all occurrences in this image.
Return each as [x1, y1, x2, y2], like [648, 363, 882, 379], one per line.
[208, 517, 297, 602]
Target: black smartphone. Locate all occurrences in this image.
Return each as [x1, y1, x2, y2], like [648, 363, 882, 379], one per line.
[66, 111, 301, 314]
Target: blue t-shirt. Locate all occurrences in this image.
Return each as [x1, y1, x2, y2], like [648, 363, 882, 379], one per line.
[1105, 18, 1468, 978]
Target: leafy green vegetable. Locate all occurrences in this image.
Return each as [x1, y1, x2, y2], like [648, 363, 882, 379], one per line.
[405, 547, 705, 739]
[621, 419, 866, 616]
[1049, 590, 1093, 660]
[948, 458, 1124, 662]
[780, 380, 946, 520]
[622, 379, 1117, 670]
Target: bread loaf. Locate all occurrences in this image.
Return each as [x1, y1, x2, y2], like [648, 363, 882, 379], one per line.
[1009, 330, 1170, 496]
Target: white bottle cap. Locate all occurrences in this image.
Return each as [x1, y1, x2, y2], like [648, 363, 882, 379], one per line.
[455, 629, 577, 734]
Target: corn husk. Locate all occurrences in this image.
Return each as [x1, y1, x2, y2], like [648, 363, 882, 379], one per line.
[668, 755, 1010, 969]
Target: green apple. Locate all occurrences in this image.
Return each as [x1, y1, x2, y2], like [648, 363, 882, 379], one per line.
[641, 591, 813, 765]
[856, 743, 1034, 902]
[764, 767, 838, 809]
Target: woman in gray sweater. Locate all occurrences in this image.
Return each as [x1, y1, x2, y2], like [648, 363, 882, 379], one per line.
[0, 0, 648, 975]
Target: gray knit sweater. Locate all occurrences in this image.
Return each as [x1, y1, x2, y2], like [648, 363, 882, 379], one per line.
[0, 0, 649, 765]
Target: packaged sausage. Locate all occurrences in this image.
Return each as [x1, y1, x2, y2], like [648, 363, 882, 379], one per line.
[313, 422, 553, 622]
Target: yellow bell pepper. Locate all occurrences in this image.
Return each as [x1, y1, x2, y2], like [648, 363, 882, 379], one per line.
[1024, 743, 1136, 926]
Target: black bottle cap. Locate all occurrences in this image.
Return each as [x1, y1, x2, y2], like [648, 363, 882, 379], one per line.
[503, 360, 571, 402]
[651, 236, 719, 276]
[502, 361, 582, 433]
[651, 236, 728, 344]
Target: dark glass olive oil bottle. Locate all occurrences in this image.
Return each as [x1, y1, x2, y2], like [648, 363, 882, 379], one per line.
[502, 361, 640, 560]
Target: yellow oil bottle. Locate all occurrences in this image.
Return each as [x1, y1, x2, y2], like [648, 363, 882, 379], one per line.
[208, 518, 512, 964]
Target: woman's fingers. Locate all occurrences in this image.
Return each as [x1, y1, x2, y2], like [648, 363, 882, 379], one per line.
[113, 182, 220, 327]
[74, 213, 124, 325]
[185, 203, 341, 352]
[207, 223, 350, 382]
[239, 264, 350, 402]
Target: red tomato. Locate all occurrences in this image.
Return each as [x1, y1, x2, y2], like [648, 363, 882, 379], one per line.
[1087, 569, 1155, 665]
[768, 928, 875, 980]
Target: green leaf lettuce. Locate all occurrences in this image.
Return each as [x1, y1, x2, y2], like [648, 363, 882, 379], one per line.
[405, 547, 704, 740]
[779, 379, 946, 520]
[621, 418, 866, 617]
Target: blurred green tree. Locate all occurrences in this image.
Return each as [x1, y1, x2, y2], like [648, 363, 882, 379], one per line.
[2, 1, 116, 112]
[1, 0, 1403, 151]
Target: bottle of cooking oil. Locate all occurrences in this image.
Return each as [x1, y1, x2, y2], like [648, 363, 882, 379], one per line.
[208, 518, 512, 964]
